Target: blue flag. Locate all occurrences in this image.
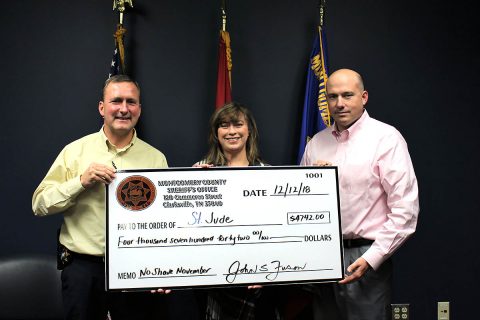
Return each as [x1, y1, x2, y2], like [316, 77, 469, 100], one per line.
[297, 27, 331, 164]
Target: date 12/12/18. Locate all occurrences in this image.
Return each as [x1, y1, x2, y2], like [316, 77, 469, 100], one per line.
[273, 183, 311, 197]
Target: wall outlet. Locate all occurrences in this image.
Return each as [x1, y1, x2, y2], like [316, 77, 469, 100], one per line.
[438, 301, 450, 320]
[391, 303, 409, 320]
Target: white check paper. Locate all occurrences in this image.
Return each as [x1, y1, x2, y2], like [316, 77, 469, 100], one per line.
[106, 166, 344, 291]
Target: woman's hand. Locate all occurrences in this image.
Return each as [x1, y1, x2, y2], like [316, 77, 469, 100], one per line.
[192, 163, 214, 168]
[247, 285, 262, 289]
[150, 288, 172, 294]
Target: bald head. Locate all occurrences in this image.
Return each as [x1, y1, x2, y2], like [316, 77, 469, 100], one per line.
[327, 69, 365, 93]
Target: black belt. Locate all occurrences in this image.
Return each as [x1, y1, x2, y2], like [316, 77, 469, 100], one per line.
[343, 238, 374, 248]
[70, 251, 104, 263]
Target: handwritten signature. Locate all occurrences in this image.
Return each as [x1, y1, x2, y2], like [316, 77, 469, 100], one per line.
[225, 260, 307, 283]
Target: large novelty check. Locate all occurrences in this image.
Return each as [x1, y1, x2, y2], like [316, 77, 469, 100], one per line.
[106, 166, 344, 291]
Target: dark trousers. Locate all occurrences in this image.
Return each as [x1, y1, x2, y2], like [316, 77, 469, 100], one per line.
[61, 255, 167, 320]
[311, 245, 393, 320]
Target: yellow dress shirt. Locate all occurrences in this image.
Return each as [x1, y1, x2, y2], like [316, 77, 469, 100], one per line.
[32, 128, 168, 256]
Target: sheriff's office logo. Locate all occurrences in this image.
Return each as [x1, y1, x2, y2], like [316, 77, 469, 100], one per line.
[116, 175, 156, 211]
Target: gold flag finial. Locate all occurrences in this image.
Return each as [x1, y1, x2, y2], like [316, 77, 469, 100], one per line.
[319, 0, 326, 28]
[113, 0, 134, 25]
[221, 0, 227, 32]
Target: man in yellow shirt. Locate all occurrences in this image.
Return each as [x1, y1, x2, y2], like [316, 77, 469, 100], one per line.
[32, 75, 168, 320]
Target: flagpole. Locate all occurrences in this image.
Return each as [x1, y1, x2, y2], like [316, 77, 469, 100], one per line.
[221, 0, 231, 88]
[111, 0, 133, 75]
[296, 0, 331, 163]
[318, 0, 331, 127]
[215, 0, 232, 109]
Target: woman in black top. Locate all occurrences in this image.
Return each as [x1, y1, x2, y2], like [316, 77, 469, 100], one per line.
[195, 102, 277, 320]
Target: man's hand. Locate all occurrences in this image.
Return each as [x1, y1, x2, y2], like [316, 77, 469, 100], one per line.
[80, 163, 116, 188]
[339, 257, 370, 284]
[313, 160, 332, 166]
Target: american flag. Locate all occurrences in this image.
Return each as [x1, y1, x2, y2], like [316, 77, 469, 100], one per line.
[108, 45, 121, 78]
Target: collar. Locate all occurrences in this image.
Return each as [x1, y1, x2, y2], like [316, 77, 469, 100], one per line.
[331, 109, 369, 139]
[98, 127, 137, 152]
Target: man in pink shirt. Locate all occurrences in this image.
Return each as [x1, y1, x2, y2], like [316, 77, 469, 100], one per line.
[301, 69, 419, 319]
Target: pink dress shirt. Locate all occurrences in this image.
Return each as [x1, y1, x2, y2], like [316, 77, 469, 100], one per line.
[301, 110, 419, 270]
